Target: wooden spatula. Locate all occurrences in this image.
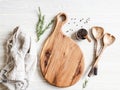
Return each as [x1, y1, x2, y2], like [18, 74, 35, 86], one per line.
[40, 13, 85, 87]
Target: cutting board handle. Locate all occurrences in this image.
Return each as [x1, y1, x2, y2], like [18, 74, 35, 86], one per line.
[54, 13, 67, 33]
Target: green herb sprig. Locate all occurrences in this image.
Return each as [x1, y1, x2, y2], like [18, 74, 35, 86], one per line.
[82, 79, 88, 89]
[36, 7, 54, 41]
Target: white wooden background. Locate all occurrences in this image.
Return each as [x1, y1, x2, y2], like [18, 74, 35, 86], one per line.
[0, 0, 120, 90]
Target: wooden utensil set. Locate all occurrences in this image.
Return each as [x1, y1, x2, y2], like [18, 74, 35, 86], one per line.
[40, 13, 115, 87]
[88, 27, 115, 77]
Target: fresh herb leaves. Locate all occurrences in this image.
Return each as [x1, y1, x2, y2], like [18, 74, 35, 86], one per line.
[36, 7, 54, 41]
[82, 79, 88, 89]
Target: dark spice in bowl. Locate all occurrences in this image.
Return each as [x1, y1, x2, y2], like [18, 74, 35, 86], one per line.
[76, 28, 91, 42]
[76, 28, 88, 40]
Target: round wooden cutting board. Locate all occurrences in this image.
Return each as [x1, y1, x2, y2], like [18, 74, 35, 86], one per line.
[40, 13, 85, 87]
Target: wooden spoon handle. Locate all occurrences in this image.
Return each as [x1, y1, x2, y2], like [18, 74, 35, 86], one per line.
[84, 35, 91, 42]
[93, 41, 99, 75]
[88, 46, 106, 77]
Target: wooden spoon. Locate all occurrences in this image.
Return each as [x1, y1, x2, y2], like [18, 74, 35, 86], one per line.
[88, 33, 115, 77]
[91, 26, 104, 75]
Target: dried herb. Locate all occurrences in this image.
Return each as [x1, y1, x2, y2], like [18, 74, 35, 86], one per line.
[36, 7, 54, 41]
[82, 79, 88, 88]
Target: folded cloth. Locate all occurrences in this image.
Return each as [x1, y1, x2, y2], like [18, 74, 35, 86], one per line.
[0, 27, 37, 90]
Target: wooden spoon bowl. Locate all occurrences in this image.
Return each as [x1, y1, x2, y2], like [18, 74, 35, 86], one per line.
[103, 33, 115, 46]
[92, 26, 104, 40]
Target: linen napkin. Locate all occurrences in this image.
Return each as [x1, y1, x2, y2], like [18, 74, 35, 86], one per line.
[0, 27, 37, 90]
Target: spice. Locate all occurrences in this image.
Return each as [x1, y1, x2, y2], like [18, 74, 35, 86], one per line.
[76, 28, 87, 40]
[76, 28, 91, 42]
[76, 24, 78, 26]
[80, 18, 84, 22]
[65, 17, 91, 33]
[66, 30, 69, 33]
[84, 17, 90, 24]
[36, 7, 54, 41]
[71, 18, 73, 20]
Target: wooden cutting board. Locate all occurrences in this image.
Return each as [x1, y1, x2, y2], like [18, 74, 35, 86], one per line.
[40, 13, 85, 87]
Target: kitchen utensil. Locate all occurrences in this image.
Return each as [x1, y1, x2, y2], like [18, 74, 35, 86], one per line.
[88, 33, 115, 77]
[91, 26, 104, 75]
[40, 13, 85, 87]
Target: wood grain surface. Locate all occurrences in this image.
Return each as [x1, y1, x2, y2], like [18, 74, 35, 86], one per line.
[40, 13, 84, 87]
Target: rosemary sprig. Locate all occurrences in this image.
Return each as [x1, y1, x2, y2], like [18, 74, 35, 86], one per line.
[43, 19, 54, 32]
[36, 7, 54, 41]
[82, 79, 88, 89]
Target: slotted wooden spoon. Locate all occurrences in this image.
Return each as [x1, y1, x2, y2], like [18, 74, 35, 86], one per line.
[88, 33, 115, 77]
[40, 13, 85, 87]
